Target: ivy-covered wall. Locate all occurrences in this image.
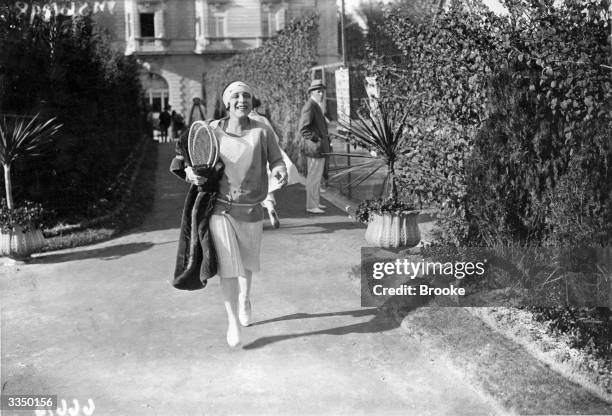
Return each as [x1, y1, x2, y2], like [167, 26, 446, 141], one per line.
[370, 0, 611, 246]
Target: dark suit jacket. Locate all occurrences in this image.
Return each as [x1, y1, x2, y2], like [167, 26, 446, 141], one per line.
[298, 98, 331, 158]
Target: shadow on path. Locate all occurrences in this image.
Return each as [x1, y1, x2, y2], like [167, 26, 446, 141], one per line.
[31, 242, 156, 264]
[279, 220, 364, 234]
[243, 293, 432, 350]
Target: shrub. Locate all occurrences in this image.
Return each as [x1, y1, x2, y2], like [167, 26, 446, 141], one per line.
[0, 8, 144, 222]
[353, 198, 417, 223]
[0, 200, 49, 232]
[368, 0, 611, 246]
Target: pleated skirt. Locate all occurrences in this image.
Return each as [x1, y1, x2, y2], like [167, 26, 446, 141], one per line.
[209, 213, 263, 278]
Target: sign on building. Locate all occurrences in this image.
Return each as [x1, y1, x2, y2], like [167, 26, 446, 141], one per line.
[365, 76, 379, 106]
[335, 67, 351, 130]
[14, 1, 116, 23]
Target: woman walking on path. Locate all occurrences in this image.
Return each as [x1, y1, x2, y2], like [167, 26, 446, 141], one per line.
[185, 81, 288, 347]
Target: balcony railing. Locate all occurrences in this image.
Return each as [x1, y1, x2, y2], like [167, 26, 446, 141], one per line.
[135, 37, 170, 52]
[203, 36, 272, 50]
[133, 36, 275, 54]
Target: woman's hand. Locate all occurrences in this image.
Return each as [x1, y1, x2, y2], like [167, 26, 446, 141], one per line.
[272, 166, 288, 188]
[185, 166, 207, 185]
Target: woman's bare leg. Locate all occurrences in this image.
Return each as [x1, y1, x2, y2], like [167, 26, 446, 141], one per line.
[238, 270, 253, 326]
[220, 277, 241, 347]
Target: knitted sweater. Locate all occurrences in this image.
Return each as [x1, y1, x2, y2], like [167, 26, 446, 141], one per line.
[210, 119, 286, 221]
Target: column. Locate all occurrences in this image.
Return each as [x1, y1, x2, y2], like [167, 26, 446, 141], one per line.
[124, 0, 137, 54]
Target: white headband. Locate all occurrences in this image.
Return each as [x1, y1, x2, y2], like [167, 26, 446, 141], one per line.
[222, 81, 253, 107]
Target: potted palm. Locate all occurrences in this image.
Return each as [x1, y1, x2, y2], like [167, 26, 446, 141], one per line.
[331, 100, 420, 248]
[0, 114, 61, 260]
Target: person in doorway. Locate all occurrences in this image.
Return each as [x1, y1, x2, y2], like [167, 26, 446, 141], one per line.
[159, 105, 172, 143]
[188, 97, 206, 126]
[298, 79, 330, 214]
[249, 97, 304, 228]
[184, 81, 288, 347]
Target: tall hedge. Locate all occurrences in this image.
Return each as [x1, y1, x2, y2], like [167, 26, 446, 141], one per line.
[0, 8, 144, 221]
[369, 0, 611, 246]
[207, 15, 319, 172]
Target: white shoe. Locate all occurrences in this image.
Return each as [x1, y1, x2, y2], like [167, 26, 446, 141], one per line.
[318, 204, 327, 209]
[226, 322, 241, 347]
[262, 200, 280, 229]
[268, 208, 280, 229]
[306, 207, 325, 214]
[238, 296, 252, 327]
[320, 188, 327, 193]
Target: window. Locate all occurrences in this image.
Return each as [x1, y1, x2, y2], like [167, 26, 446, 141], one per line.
[142, 73, 169, 113]
[266, 7, 286, 35]
[212, 14, 226, 37]
[275, 8, 285, 31]
[140, 13, 154, 37]
[150, 91, 169, 113]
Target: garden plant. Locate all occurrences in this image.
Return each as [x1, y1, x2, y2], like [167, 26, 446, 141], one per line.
[331, 99, 423, 248]
[0, 114, 61, 258]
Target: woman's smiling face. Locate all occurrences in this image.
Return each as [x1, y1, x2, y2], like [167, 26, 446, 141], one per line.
[228, 89, 252, 118]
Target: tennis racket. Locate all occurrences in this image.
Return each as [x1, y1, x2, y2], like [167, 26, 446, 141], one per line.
[186, 120, 220, 192]
[188, 120, 219, 169]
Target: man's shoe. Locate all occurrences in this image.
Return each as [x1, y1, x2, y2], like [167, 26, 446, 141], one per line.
[318, 204, 327, 209]
[320, 188, 327, 193]
[306, 208, 325, 214]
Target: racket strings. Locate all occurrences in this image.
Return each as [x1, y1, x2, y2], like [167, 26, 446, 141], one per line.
[188, 121, 219, 168]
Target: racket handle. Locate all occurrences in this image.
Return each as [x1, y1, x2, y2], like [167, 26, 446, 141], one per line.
[193, 162, 224, 193]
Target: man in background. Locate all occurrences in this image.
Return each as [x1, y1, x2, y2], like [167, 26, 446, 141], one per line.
[298, 79, 330, 214]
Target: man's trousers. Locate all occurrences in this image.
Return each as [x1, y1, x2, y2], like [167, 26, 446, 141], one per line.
[306, 156, 326, 210]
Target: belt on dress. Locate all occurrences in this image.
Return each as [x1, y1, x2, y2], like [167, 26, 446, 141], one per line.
[215, 197, 260, 207]
[215, 197, 261, 211]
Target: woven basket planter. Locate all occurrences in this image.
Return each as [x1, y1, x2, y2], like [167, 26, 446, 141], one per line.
[364, 212, 421, 248]
[0, 225, 45, 260]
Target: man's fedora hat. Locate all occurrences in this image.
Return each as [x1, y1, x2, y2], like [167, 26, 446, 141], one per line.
[307, 79, 326, 93]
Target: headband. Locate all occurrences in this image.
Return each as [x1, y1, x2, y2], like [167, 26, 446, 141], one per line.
[222, 81, 253, 107]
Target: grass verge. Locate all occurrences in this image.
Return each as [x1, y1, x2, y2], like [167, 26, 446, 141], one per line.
[345, 249, 611, 415]
[469, 307, 612, 402]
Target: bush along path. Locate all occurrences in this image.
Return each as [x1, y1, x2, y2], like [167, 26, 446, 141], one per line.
[39, 138, 158, 252]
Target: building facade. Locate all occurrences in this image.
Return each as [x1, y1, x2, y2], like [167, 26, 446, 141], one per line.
[74, 0, 339, 120]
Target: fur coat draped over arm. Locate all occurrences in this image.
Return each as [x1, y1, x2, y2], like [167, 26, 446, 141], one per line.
[169, 134, 224, 290]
